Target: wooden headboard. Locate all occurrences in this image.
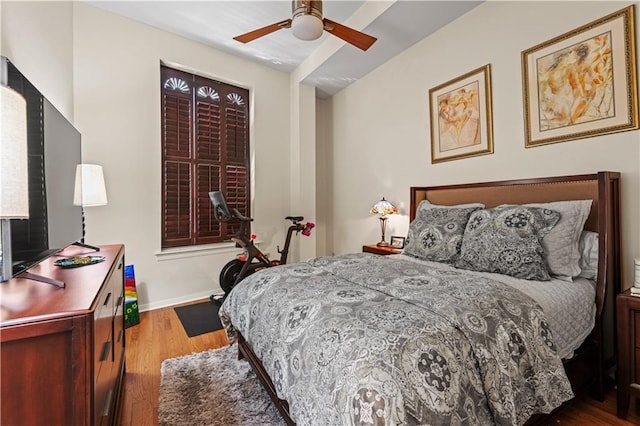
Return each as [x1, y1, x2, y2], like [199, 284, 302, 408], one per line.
[410, 171, 621, 400]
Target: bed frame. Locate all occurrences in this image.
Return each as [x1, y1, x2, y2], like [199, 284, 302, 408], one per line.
[236, 171, 622, 425]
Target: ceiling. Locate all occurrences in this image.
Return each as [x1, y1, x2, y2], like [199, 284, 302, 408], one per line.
[84, 1, 482, 98]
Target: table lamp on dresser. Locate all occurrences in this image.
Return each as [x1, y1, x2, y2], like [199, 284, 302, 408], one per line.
[73, 163, 108, 252]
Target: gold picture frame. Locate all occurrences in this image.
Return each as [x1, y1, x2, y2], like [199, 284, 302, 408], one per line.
[522, 5, 638, 147]
[429, 64, 494, 163]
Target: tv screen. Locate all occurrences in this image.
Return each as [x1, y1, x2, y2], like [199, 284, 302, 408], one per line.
[2, 57, 83, 276]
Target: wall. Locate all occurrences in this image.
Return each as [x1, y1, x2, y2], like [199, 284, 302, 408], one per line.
[0, 1, 74, 119]
[326, 1, 640, 288]
[71, 3, 293, 309]
[316, 96, 334, 256]
[0, 1, 75, 277]
[289, 80, 318, 262]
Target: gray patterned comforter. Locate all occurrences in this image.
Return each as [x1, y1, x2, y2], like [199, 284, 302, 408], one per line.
[219, 253, 573, 425]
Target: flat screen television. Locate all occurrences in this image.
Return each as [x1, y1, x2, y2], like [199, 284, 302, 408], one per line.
[1, 56, 84, 278]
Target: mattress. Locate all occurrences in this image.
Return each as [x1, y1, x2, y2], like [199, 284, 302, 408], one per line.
[395, 254, 596, 359]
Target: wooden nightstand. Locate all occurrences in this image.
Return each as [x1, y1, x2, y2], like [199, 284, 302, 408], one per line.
[617, 289, 640, 418]
[362, 244, 402, 255]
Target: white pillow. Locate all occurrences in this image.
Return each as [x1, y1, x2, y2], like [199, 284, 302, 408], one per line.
[502, 200, 592, 281]
[417, 200, 485, 210]
[578, 230, 598, 280]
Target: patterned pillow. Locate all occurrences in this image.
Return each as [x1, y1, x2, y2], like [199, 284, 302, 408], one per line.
[404, 202, 482, 263]
[456, 206, 560, 280]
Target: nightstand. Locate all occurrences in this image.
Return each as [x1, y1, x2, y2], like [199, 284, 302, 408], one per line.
[362, 244, 402, 255]
[617, 289, 640, 418]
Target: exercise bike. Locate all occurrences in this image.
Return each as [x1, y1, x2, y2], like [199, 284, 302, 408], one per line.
[208, 191, 314, 303]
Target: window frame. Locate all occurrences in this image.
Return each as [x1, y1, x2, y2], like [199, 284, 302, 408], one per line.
[160, 65, 250, 249]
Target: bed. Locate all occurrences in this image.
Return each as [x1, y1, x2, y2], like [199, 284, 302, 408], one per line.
[219, 171, 621, 425]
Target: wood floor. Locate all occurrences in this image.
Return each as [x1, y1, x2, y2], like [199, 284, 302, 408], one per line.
[117, 300, 640, 426]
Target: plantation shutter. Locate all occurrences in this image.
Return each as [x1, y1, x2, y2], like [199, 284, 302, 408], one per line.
[161, 66, 250, 248]
[222, 89, 249, 239]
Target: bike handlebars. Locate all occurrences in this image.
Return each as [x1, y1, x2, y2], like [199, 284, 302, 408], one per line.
[209, 191, 233, 222]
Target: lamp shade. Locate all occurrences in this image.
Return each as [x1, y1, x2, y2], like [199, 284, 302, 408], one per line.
[370, 197, 397, 216]
[291, 14, 324, 41]
[73, 164, 108, 207]
[0, 86, 29, 219]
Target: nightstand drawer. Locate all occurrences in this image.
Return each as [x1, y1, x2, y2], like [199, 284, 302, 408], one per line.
[618, 290, 640, 419]
[636, 349, 640, 383]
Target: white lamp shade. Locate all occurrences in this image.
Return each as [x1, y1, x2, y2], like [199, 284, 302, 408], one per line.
[73, 164, 108, 207]
[291, 14, 324, 41]
[0, 86, 29, 219]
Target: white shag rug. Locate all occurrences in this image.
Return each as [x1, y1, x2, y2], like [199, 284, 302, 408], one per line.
[159, 345, 286, 425]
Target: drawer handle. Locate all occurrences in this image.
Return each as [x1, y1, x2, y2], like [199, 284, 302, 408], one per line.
[116, 296, 123, 307]
[101, 389, 113, 417]
[117, 329, 124, 343]
[100, 341, 112, 362]
[103, 292, 112, 306]
[118, 262, 123, 270]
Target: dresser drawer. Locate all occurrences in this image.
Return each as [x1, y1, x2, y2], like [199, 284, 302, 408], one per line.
[113, 300, 124, 362]
[94, 288, 114, 367]
[111, 258, 124, 315]
[635, 312, 640, 348]
[94, 346, 114, 426]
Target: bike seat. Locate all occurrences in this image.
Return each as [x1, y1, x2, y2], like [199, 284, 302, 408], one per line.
[286, 216, 304, 222]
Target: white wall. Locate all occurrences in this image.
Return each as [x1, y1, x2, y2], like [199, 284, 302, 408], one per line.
[0, 1, 74, 120]
[288, 80, 318, 262]
[71, 3, 293, 309]
[0, 1, 75, 276]
[326, 1, 640, 289]
[316, 96, 334, 256]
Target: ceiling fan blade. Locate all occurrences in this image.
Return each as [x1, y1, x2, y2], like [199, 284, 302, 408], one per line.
[234, 19, 292, 44]
[323, 18, 377, 51]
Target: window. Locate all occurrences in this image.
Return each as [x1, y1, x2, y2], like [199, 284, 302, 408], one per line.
[161, 65, 250, 248]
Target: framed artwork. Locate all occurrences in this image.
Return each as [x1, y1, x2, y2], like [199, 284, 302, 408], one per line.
[429, 64, 494, 163]
[390, 236, 405, 249]
[522, 5, 638, 147]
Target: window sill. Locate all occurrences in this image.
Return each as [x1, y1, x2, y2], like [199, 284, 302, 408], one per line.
[155, 242, 240, 261]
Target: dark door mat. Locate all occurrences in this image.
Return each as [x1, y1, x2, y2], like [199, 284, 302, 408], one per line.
[174, 301, 224, 337]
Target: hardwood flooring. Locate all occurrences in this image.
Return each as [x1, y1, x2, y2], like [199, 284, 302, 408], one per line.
[117, 301, 640, 425]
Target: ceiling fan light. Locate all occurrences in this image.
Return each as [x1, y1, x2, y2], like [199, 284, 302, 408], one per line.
[291, 14, 323, 41]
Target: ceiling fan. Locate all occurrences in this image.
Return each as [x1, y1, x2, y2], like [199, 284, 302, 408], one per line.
[233, 0, 377, 51]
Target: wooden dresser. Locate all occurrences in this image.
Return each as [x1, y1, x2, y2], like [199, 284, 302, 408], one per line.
[0, 244, 125, 426]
